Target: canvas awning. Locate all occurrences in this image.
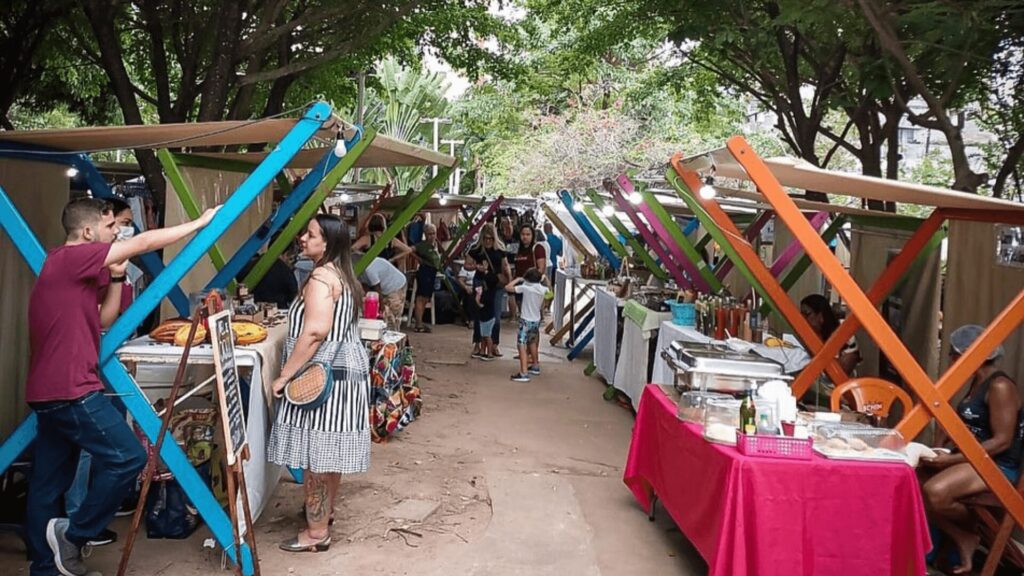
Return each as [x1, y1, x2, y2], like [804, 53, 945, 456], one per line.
[0, 117, 456, 168]
[677, 150, 1024, 213]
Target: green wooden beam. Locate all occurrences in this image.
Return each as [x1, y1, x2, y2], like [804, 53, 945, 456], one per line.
[640, 189, 722, 291]
[157, 148, 235, 292]
[846, 213, 925, 232]
[244, 129, 377, 287]
[355, 166, 454, 275]
[584, 189, 667, 281]
[581, 205, 630, 259]
[172, 152, 293, 194]
[666, 168, 780, 313]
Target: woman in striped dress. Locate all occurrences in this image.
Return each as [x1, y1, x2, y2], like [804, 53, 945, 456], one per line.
[268, 214, 370, 553]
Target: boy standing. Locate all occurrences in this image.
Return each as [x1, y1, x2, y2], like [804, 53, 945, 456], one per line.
[26, 198, 218, 576]
[506, 268, 548, 382]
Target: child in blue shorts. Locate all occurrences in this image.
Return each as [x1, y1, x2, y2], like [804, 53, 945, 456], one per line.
[506, 268, 547, 382]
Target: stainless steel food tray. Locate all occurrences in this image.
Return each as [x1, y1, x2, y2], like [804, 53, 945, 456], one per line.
[668, 341, 784, 376]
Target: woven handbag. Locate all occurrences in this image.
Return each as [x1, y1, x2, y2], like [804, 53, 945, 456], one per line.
[284, 362, 334, 409]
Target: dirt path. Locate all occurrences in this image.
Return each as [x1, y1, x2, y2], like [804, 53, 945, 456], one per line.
[0, 322, 705, 575]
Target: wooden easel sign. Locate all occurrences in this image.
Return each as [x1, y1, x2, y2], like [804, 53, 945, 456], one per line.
[209, 309, 261, 576]
[209, 310, 247, 465]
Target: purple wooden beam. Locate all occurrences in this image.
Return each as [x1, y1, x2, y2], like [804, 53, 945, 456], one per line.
[768, 211, 830, 276]
[604, 181, 692, 289]
[617, 175, 711, 292]
[714, 210, 774, 281]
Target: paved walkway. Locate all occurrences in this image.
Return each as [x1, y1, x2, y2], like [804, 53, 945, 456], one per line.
[0, 322, 705, 575]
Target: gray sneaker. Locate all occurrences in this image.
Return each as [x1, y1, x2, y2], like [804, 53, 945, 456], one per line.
[46, 518, 91, 576]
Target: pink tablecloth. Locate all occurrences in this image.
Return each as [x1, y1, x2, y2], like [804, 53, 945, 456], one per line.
[624, 386, 931, 576]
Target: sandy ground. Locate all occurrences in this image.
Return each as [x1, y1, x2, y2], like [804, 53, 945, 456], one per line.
[0, 322, 705, 576]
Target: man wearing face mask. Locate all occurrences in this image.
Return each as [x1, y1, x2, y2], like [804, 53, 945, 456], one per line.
[63, 198, 144, 549]
[25, 198, 220, 576]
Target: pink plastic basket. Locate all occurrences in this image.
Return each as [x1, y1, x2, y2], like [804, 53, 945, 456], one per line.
[737, 433, 813, 460]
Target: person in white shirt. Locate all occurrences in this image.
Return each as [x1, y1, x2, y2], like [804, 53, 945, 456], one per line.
[505, 268, 548, 382]
[357, 255, 408, 332]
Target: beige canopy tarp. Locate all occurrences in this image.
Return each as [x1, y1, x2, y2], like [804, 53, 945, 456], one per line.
[0, 118, 456, 168]
[0, 159, 68, 436]
[678, 151, 1024, 214]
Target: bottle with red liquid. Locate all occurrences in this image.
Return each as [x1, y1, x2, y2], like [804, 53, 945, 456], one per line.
[363, 291, 380, 320]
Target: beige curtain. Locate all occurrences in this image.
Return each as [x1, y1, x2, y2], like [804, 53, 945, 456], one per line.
[944, 221, 1024, 395]
[849, 223, 941, 383]
[160, 167, 272, 319]
[0, 160, 69, 436]
[767, 218, 825, 333]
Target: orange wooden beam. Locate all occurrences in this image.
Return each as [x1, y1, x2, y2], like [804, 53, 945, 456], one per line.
[789, 209, 946, 396]
[669, 153, 851, 386]
[725, 135, 1024, 531]
[898, 291, 1024, 439]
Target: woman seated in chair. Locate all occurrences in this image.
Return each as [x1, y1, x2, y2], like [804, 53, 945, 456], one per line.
[921, 324, 1024, 574]
[800, 294, 861, 374]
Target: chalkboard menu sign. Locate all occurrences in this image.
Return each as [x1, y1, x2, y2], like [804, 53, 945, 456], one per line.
[209, 310, 247, 465]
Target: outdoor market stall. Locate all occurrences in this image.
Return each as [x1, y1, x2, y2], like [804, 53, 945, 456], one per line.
[0, 102, 456, 575]
[618, 137, 1024, 574]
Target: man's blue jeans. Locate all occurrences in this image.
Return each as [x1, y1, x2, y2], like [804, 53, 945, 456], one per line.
[65, 396, 131, 518]
[27, 391, 147, 575]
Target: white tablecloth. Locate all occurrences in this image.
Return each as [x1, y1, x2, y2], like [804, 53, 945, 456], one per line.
[613, 319, 656, 410]
[117, 322, 288, 524]
[593, 287, 621, 383]
[553, 269, 568, 332]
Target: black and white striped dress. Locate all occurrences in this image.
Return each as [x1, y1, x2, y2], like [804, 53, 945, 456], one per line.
[268, 283, 370, 474]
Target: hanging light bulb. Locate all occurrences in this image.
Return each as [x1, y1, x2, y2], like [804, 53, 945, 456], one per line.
[333, 137, 348, 158]
[601, 204, 615, 217]
[628, 191, 642, 205]
[339, 192, 351, 203]
[439, 194, 449, 206]
[66, 167, 79, 178]
[699, 175, 717, 200]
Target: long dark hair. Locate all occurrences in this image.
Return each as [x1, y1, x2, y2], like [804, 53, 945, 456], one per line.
[518, 223, 536, 252]
[313, 214, 363, 315]
[801, 294, 838, 339]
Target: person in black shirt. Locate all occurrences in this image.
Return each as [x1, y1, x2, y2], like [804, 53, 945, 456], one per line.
[237, 232, 299, 309]
[470, 248, 499, 360]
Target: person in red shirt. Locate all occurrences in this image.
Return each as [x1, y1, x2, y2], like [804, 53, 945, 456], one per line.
[512, 224, 548, 318]
[26, 198, 219, 576]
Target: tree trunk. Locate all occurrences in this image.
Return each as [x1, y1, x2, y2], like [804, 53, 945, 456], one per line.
[196, 0, 244, 121]
[79, 0, 167, 207]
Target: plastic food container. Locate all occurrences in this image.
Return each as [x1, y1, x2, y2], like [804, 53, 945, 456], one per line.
[811, 423, 908, 462]
[677, 391, 732, 424]
[702, 398, 742, 445]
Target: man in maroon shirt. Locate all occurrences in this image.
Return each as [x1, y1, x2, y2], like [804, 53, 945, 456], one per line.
[26, 198, 218, 576]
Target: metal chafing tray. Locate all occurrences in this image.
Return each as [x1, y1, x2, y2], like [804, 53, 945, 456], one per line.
[662, 341, 789, 393]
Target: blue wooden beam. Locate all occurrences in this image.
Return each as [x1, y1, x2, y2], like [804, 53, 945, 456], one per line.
[557, 190, 621, 270]
[0, 101, 334, 575]
[206, 129, 362, 291]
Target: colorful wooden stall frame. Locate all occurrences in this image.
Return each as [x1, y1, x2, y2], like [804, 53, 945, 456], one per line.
[0, 104, 457, 575]
[670, 136, 1024, 530]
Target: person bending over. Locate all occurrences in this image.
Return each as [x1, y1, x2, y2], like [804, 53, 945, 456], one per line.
[27, 198, 219, 576]
[357, 254, 408, 333]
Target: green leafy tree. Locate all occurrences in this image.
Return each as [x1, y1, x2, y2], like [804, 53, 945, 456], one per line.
[357, 57, 450, 194]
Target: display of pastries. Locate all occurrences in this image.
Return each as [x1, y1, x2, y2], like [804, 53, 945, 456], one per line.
[149, 318, 191, 343]
[173, 323, 208, 347]
[232, 321, 268, 345]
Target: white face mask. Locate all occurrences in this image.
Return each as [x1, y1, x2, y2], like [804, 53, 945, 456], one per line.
[116, 226, 135, 241]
